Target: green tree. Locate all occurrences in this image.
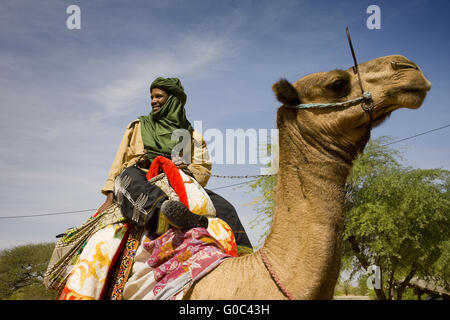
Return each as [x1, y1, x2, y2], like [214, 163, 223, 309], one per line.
[248, 173, 276, 247]
[343, 138, 450, 299]
[357, 274, 370, 296]
[0, 242, 56, 300]
[248, 142, 277, 248]
[432, 239, 450, 291]
[250, 136, 450, 299]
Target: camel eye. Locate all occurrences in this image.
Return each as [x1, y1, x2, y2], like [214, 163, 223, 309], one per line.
[331, 79, 345, 88]
[328, 78, 350, 97]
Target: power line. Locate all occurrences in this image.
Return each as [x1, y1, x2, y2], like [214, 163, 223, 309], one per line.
[0, 209, 97, 220]
[0, 181, 259, 220]
[382, 124, 449, 146]
[210, 179, 258, 190]
[0, 123, 448, 220]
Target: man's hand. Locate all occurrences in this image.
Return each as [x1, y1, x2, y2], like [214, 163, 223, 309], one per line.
[172, 156, 188, 169]
[176, 163, 188, 170]
[97, 191, 114, 214]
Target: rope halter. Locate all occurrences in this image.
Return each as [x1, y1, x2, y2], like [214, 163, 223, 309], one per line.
[284, 27, 375, 131]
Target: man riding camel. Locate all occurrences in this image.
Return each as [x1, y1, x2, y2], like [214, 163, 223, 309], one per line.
[47, 77, 253, 300]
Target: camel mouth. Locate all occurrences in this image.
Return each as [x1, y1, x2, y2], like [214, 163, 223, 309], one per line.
[370, 89, 426, 127]
[370, 89, 427, 128]
[401, 87, 429, 95]
[398, 88, 428, 109]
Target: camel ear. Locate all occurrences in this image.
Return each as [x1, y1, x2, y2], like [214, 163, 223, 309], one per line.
[272, 79, 301, 105]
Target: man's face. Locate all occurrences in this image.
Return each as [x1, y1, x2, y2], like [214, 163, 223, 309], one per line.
[151, 88, 169, 113]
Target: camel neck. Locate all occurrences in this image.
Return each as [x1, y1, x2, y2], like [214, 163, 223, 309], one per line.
[262, 112, 352, 299]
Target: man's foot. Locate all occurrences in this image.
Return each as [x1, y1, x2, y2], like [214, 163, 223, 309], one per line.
[161, 200, 208, 230]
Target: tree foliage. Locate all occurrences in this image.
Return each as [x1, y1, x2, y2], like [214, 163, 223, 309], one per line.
[247, 141, 277, 247]
[0, 242, 56, 300]
[343, 137, 450, 299]
[248, 173, 276, 247]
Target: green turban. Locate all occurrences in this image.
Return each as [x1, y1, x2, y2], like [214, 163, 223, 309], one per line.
[139, 77, 193, 162]
[150, 77, 187, 107]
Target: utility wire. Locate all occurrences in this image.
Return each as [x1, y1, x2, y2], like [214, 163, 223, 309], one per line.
[0, 181, 259, 220]
[0, 209, 97, 220]
[1, 123, 448, 220]
[209, 179, 258, 191]
[382, 124, 449, 146]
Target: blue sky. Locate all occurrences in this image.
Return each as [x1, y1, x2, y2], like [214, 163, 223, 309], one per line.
[0, 0, 449, 249]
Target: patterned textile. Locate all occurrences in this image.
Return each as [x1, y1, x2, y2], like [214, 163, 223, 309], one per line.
[206, 217, 238, 257]
[146, 156, 217, 236]
[147, 156, 216, 215]
[58, 222, 130, 300]
[109, 225, 142, 300]
[147, 156, 236, 255]
[109, 216, 237, 300]
[144, 227, 232, 300]
[205, 189, 254, 256]
[114, 166, 167, 229]
[43, 203, 125, 292]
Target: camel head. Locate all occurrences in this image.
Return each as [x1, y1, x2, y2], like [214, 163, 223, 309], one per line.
[272, 55, 431, 161]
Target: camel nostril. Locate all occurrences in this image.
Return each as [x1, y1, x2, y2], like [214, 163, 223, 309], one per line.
[391, 61, 418, 70]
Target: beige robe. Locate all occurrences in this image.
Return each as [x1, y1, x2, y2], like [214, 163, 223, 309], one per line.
[101, 120, 212, 195]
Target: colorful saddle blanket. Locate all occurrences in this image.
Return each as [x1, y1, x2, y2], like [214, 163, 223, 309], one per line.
[58, 219, 236, 300]
[124, 227, 233, 300]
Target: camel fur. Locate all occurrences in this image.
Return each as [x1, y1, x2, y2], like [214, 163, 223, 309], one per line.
[185, 55, 431, 299]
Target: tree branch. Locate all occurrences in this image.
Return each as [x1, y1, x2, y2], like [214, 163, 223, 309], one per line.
[347, 235, 387, 300]
[396, 265, 417, 300]
[388, 269, 395, 300]
[347, 235, 369, 269]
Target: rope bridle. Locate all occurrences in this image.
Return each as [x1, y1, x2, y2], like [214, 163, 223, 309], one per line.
[284, 27, 375, 131]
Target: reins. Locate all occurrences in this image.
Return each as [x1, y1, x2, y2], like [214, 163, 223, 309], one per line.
[346, 26, 374, 129]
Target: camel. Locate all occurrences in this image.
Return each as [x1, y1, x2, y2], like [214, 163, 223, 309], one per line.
[185, 54, 431, 299]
